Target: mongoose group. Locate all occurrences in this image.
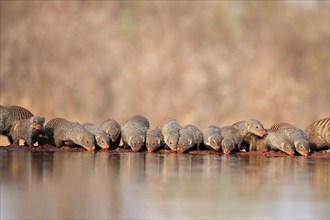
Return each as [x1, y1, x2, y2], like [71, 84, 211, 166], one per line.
[1, 104, 329, 156]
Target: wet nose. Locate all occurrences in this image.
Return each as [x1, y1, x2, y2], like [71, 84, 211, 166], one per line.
[223, 149, 230, 155]
[259, 130, 267, 137]
[132, 148, 140, 152]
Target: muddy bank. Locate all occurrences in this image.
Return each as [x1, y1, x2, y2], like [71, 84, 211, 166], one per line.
[0, 144, 329, 158]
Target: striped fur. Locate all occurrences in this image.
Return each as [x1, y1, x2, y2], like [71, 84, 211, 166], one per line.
[306, 117, 330, 150]
[0, 105, 34, 143]
[270, 122, 310, 156]
[45, 117, 95, 151]
[270, 122, 295, 131]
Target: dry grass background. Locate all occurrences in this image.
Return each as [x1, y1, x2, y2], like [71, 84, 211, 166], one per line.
[0, 1, 329, 145]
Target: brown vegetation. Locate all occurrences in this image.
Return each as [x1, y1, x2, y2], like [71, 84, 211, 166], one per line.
[0, 1, 329, 146]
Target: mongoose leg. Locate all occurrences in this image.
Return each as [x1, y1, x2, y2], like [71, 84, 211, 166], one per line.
[7, 135, 14, 144]
[55, 138, 63, 147]
[12, 137, 20, 145]
[25, 138, 33, 147]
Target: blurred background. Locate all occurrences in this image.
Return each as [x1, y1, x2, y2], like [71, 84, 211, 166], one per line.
[0, 1, 329, 145]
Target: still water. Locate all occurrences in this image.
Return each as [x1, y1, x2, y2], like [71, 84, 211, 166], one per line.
[0, 151, 329, 219]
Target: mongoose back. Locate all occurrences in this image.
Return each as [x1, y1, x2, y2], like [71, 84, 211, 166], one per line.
[157, 118, 181, 151]
[177, 125, 203, 153]
[203, 125, 222, 151]
[220, 126, 242, 154]
[9, 116, 45, 147]
[232, 119, 267, 151]
[0, 105, 34, 142]
[252, 130, 296, 155]
[45, 118, 95, 151]
[146, 128, 163, 153]
[121, 115, 149, 152]
[83, 123, 110, 149]
[306, 117, 330, 150]
[270, 123, 310, 156]
[100, 119, 121, 147]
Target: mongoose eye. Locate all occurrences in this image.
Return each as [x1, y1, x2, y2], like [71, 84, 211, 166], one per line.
[152, 143, 155, 146]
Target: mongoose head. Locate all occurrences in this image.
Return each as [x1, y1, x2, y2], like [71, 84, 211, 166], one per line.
[95, 133, 110, 149]
[222, 138, 235, 155]
[205, 135, 222, 151]
[105, 125, 121, 143]
[128, 135, 145, 152]
[294, 139, 310, 156]
[177, 131, 193, 154]
[78, 133, 95, 151]
[30, 116, 45, 131]
[146, 135, 161, 153]
[246, 119, 267, 137]
[164, 132, 179, 151]
[278, 141, 295, 155]
[146, 130, 162, 153]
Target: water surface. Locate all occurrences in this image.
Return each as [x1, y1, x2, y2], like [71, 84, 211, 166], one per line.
[0, 152, 329, 219]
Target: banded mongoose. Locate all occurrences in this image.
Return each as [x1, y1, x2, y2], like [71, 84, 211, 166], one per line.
[45, 117, 95, 151]
[305, 117, 330, 150]
[220, 126, 243, 154]
[203, 125, 222, 151]
[9, 116, 45, 147]
[270, 123, 310, 156]
[232, 119, 267, 151]
[252, 130, 296, 155]
[83, 123, 110, 149]
[0, 105, 34, 143]
[100, 119, 121, 148]
[146, 128, 163, 153]
[177, 125, 203, 153]
[157, 118, 182, 151]
[121, 115, 149, 152]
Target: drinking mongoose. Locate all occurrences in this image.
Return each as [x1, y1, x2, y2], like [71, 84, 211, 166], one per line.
[83, 123, 110, 149]
[177, 125, 203, 153]
[203, 125, 222, 151]
[232, 119, 267, 151]
[9, 116, 45, 147]
[157, 118, 182, 151]
[270, 123, 310, 156]
[251, 130, 296, 155]
[45, 117, 95, 151]
[0, 105, 34, 143]
[220, 126, 243, 154]
[305, 117, 330, 150]
[100, 119, 121, 147]
[121, 115, 149, 152]
[146, 128, 163, 153]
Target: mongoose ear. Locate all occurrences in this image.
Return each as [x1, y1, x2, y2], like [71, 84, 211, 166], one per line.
[77, 134, 83, 142]
[95, 134, 101, 141]
[158, 138, 161, 145]
[188, 139, 193, 145]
